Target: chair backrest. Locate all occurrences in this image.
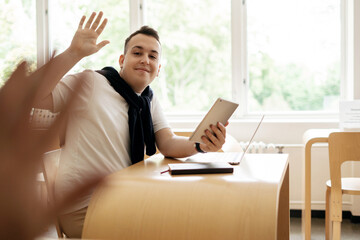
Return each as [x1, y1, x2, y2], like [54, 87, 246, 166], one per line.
[31, 108, 65, 237]
[328, 132, 360, 186]
[328, 132, 360, 221]
[31, 108, 59, 129]
[31, 108, 66, 146]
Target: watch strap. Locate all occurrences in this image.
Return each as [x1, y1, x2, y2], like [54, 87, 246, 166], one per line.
[195, 142, 206, 153]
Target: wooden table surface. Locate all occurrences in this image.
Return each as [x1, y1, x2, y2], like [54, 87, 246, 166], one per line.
[83, 153, 289, 240]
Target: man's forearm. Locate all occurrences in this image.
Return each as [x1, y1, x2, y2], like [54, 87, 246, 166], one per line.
[33, 11, 110, 109]
[158, 135, 198, 158]
[33, 48, 83, 107]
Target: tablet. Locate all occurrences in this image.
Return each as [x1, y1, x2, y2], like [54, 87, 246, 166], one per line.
[189, 98, 239, 143]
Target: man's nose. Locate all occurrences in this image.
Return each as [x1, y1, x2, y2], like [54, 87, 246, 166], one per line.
[140, 55, 150, 64]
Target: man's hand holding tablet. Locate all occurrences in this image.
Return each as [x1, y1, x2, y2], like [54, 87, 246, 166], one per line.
[189, 98, 239, 152]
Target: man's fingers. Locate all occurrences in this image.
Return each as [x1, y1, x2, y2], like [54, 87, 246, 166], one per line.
[84, 12, 96, 29]
[213, 123, 226, 143]
[90, 11, 103, 30]
[97, 40, 110, 50]
[216, 122, 226, 136]
[78, 15, 86, 29]
[199, 122, 227, 152]
[95, 18, 108, 35]
[205, 129, 219, 146]
[199, 137, 213, 152]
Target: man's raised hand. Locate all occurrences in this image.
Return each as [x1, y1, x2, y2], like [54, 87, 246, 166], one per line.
[68, 11, 110, 60]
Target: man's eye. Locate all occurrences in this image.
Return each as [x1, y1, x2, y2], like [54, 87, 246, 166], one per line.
[150, 55, 157, 59]
[133, 52, 140, 55]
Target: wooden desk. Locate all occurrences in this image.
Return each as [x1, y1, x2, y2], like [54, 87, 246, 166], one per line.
[302, 129, 339, 240]
[83, 154, 289, 240]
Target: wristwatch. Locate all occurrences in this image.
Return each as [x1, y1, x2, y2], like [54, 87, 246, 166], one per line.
[194, 142, 206, 153]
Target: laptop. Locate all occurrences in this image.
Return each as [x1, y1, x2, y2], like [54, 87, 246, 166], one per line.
[185, 115, 265, 165]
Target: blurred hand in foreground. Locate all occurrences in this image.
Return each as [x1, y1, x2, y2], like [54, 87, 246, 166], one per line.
[0, 59, 102, 240]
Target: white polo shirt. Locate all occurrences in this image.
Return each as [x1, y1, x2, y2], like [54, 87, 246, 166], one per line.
[52, 70, 170, 212]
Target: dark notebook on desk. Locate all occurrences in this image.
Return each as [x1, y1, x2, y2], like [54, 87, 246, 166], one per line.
[168, 162, 234, 175]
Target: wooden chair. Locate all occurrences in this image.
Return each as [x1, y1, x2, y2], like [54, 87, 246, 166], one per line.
[325, 132, 360, 240]
[41, 149, 67, 238]
[31, 108, 66, 238]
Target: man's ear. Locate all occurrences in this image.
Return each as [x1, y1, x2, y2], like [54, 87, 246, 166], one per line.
[119, 54, 125, 69]
[156, 64, 161, 77]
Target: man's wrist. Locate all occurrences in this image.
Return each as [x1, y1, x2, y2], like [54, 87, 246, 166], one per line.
[194, 142, 206, 153]
[64, 47, 84, 63]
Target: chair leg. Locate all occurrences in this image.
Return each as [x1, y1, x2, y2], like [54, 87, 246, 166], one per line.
[55, 221, 64, 238]
[325, 187, 330, 240]
[55, 216, 66, 238]
[332, 221, 341, 240]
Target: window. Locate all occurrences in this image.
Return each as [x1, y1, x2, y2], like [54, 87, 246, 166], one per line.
[246, 0, 341, 113]
[143, 0, 341, 115]
[50, 0, 129, 73]
[4, 0, 352, 119]
[145, 0, 232, 113]
[0, 0, 36, 87]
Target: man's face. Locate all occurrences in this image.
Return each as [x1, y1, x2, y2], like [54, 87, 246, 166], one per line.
[119, 34, 161, 93]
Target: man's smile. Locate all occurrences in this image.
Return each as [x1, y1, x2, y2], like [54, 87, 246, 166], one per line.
[135, 67, 150, 73]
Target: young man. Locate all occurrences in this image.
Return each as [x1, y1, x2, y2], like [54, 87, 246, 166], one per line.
[35, 12, 227, 238]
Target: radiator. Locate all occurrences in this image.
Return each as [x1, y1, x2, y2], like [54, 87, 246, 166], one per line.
[239, 141, 284, 154]
[223, 135, 285, 153]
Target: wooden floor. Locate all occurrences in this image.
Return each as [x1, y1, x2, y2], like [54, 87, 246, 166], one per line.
[290, 216, 360, 240]
[38, 216, 360, 239]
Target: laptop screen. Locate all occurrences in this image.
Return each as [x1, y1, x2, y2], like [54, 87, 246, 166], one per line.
[184, 115, 265, 165]
[239, 115, 265, 162]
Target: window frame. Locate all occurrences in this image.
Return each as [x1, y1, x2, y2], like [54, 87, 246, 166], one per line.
[36, 0, 51, 69]
[35, 0, 360, 122]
